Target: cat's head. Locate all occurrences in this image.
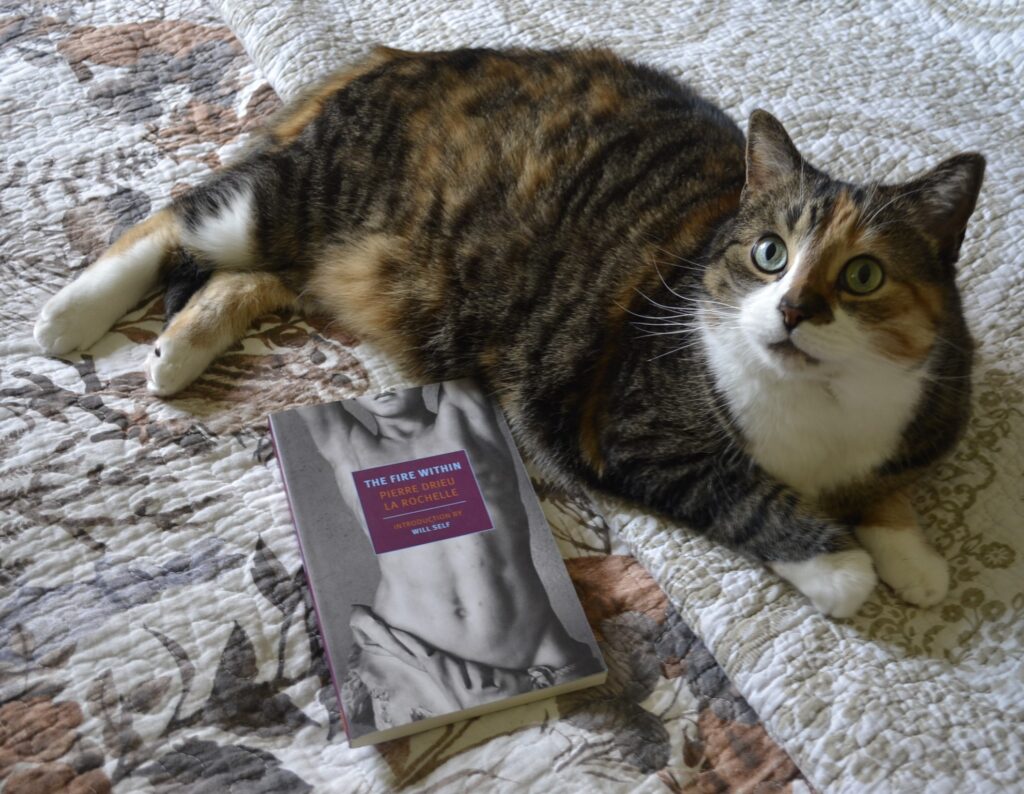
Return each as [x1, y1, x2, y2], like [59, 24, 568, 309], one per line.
[702, 110, 984, 382]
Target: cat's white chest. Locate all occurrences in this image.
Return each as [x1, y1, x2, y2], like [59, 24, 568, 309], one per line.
[703, 333, 924, 498]
[735, 375, 917, 496]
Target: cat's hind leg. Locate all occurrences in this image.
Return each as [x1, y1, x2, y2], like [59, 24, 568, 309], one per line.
[35, 209, 181, 354]
[35, 169, 260, 356]
[145, 270, 296, 396]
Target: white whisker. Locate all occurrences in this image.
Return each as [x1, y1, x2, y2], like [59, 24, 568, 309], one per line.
[647, 339, 711, 361]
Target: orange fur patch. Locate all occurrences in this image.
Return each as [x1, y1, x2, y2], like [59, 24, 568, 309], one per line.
[815, 191, 868, 275]
[515, 152, 555, 204]
[904, 281, 945, 327]
[105, 208, 180, 272]
[165, 271, 296, 349]
[578, 346, 614, 476]
[798, 192, 945, 363]
[871, 314, 936, 361]
[674, 188, 742, 253]
[588, 80, 623, 118]
[844, 279, 941, 364]
[827, 190, 861, 241]
[308, 235, 427, 375]
[269, 48, 397, 144]
[860, 489, 916, 528]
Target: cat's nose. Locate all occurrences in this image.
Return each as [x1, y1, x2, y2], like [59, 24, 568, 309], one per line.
[779, 299, 807, 330]
[778, 294, 830, 331]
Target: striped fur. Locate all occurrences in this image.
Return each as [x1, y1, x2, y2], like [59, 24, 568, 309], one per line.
[36, 48, 985, 615]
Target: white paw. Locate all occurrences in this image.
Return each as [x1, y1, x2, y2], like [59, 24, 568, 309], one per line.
[145, 336, 211, 396]
[771, 549, 878, 618]
[35, 285, 115, 354]
[857, 525, 949, 607]
[35, 231, 168, 355]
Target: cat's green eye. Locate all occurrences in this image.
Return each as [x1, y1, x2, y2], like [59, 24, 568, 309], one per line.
[751, 235, 788, 274]
[841, 257, 885, 294]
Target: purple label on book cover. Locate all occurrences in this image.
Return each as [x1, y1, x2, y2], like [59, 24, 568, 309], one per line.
[352, 449, 493, 554]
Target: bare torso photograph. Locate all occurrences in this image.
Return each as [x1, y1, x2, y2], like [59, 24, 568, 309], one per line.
[274, 380, 603, 736]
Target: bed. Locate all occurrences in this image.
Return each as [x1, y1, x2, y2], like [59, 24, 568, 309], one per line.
[3, 0, 1021, 791]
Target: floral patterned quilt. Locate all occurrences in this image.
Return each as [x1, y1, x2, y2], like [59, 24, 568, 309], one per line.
[0, 2, 809, 792]
[215, 0, 1024, 790]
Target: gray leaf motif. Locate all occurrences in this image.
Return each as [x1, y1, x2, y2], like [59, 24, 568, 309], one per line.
[11, 623, 35, 660]
[559, 612, 671, 774]
[656, 605, 757, 725]
[39, 641, 77, 669]
[127, 675, 172, 714]
[316, 683, 341, 741]
[251, 537, 301, 614]
[147, 627, 195, 699]
[0, 536, 244, 668]
[137, 738, 312, 793]
[203, 622, 314, 737]
[104, 186, 151, 244]
[86, 669, 143, 760]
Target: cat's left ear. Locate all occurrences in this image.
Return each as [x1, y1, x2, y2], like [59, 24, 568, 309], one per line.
[744, 109, 804, 194]
[895, 153, 986, 264]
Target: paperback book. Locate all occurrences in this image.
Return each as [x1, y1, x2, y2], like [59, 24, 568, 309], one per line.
[269, 379, 606, 747]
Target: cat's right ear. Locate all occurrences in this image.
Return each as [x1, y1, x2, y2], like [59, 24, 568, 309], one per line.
[891, 153, 986, 265]
[744, 109, 804, 194]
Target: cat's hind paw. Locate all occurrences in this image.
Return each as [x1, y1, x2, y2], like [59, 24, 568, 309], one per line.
[35, 216, 174, 356]
[35, 288, 114, 355]
[145, 336, 212, 396]
[771, 549, 877, 618]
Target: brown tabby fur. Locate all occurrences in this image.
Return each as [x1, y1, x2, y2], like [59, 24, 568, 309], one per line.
[53, 47, 986, 566]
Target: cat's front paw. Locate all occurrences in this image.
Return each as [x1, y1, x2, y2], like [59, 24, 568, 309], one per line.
[35, 287, 113, 354]
[771, 549, 877, 618]
[145, 336, 210, 396]
[857, 525, 949, 607]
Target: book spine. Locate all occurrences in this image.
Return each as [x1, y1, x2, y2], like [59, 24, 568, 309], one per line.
[267, 417, 353, 742]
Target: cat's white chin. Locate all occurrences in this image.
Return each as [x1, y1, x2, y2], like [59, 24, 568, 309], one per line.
[756, 337, 829, 378]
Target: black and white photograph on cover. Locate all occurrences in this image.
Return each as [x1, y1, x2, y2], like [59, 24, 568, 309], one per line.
[275, 379, 603, 741]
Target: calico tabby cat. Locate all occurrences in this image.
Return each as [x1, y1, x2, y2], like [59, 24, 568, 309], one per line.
[34, 47, 984, 617]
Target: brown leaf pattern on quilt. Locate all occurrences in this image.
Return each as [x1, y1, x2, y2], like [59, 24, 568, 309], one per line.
[0, 1, 811, 790]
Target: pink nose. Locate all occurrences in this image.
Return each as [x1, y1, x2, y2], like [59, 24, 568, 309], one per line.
[782, 301, 806, 331]
[780, 303, 806, 330]
[778, 294, 831, 331]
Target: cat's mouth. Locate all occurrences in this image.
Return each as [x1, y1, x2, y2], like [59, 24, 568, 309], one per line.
[767, 339, 819, 366]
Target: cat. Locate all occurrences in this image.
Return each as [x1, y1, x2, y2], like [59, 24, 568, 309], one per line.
[34, 47, 984, 617]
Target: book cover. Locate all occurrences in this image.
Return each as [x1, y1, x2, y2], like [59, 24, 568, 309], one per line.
[268, 379, 607, 747]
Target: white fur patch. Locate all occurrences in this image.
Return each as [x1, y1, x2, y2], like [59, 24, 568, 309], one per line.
[701, 264, 925, 496]
[771, 549, 877, 617]
[35, 234, 166, 354]
[856, 524, 949, 607]
[180, 187, 254, 268]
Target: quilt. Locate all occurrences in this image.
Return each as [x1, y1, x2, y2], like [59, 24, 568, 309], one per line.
[213, 0, 1024, 792]
[1, 1, 809, 792]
